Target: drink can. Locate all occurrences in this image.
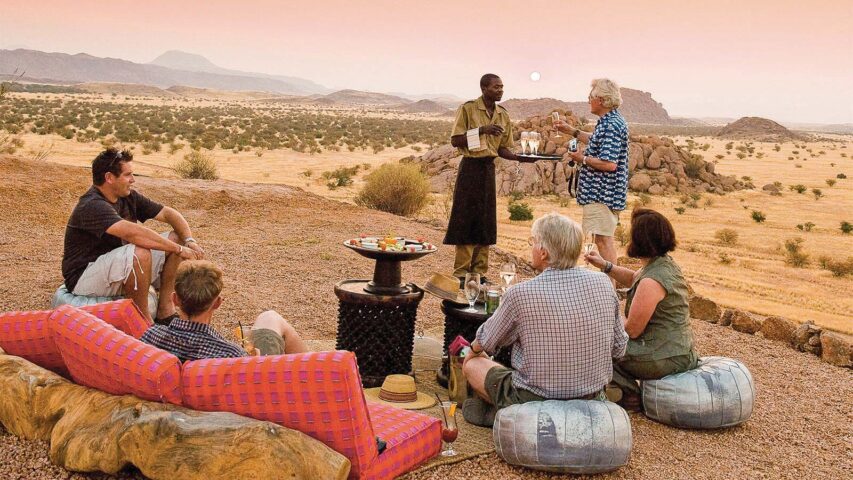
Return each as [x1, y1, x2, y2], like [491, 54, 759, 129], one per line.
[485, 290, 500, 314]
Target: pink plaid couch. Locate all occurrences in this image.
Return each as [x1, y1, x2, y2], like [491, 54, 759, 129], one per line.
[0, 301, 441, 479]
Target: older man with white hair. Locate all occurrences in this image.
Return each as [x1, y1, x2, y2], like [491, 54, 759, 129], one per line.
[555, 78, 629, 268]
[461, 212, 628, 427]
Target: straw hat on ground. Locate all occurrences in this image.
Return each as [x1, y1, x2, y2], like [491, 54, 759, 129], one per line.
[364, 374, 436, 410]
[420, 272, 467, 305]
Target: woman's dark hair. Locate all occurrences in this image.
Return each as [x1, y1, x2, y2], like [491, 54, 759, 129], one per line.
[627, 208, 677, 258]
[92, 148, 133, 186]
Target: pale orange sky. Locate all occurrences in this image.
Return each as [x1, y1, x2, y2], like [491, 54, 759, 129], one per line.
[2, 0, 851, 123]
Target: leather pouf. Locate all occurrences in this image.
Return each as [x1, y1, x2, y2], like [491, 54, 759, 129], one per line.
[642, 356, 755, 429]
[51, 285, 158, 320]
[493, 400, 632, 474]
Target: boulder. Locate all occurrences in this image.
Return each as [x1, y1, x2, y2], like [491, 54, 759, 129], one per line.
[628, 173, 652, 192]
[719, 309, 734, 327]
[762, 183, 780, 193]
[729, 310, 762, 334]
[689, 295, 721, 323]
[760, 316, 798, 343]
[792, 321, 822, 355]
[628, 144, 645, 171]
[544, 140, 557, 155]
[0, 355, 351, 480]
[648, 184, 664, 195]
[820, 332, 852, 368]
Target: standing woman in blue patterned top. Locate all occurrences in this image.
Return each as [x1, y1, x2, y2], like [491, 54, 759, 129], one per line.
[554, 78, 629, 268]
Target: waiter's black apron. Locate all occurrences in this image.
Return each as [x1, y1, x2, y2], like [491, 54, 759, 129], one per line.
[443, 156, 497, 246]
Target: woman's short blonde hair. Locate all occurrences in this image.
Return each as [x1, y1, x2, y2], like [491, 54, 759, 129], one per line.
[590, 78, 622, 109]
[531, 212, 583, 269]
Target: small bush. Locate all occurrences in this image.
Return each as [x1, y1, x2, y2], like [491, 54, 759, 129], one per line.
[614, 224, 629, 246]
[508, 191, 525, 202]
[322, 165, 359, 189]
[822, 257, 853, 277]
[354, 163, 430, 216]
[841, 221, 853, 234]
[674, 206, 685, 215]
[714, 228, 738, 246]
[812, 188, 823, 200]
[796, 222, 815, 232]
[783, 238, 809, 267]
[508, 201, 534, 221]
[718, 252, 734, 265]
[684, 154, 705, 178]
[638, 193, 652, 206]
[789, 184, 807, 194]
[838, 173, 847, 179]
[174, 150, 219, 180]
[826, 179, 836, 187]
[751, 210, 766, 223]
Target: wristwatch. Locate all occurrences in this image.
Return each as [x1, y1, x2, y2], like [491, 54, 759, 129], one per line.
[184, 237, 196, 244]
[572, 128, 580, 138]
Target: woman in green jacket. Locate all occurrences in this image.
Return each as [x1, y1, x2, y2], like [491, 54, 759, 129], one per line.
[586, 208, 698, 410]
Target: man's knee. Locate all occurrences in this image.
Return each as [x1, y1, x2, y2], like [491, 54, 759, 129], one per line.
[255, 310, 290, 332]
[132, 246, 152, 267]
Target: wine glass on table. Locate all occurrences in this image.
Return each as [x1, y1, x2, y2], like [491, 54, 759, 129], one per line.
[531, 132, 541, 155]
[440, 401, 459, 456]
[520, 131, 530, 155]
[552, 112, 563, 139]
[500, 262, 516, 293]
[464, 273, 480, 313]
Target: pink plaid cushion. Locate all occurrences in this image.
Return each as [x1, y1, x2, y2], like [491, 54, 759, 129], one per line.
[181, 351, 378, 478]
[79, 299, 152, 338]
[0, 308, 65, 371]
[362, 403, 442, 480]
[51, 305, 182, 404]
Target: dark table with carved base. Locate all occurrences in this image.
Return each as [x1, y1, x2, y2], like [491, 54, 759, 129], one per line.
[436, 300, 512, 387]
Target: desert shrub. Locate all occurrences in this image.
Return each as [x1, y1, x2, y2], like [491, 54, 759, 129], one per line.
[508, 191, 525, 203]
[684, 154, 705, 178]
[822, 257, 853, 277]
[789, 184, 807, 194]
[811, 188, 823, 200]
[826, 179, 836, 187]
[714, 228, 738, 246]
[751, 210, 766, 223]
[796, 222, 815, 232]
[508, 200, 534, 221]
[783, 238, 809, 267]
[355, 163, 430, 216]
[322, 165, 359, 189]
[674, 206, 685, 215]
[736, 152, 746, 159]
[704, 197, 714, 207]
[794, 164, 802, 168]
[838, 173, 847, 179]
[168, 142, 184, 155]
[725, 142, 733, 150]
[614, 224, 629, 246]
[741, 176, 752, 182]
[715, 154, 724, 160]
[174, 150, 218, 180]
[718, 253, 733, 265]
[817, 255, 831, 269]
[774, 145, 781, 152]
[299, 169, 313, 178]
[841, 221, 853, 234]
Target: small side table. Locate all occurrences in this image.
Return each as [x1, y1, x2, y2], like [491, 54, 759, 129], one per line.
[437, 300, 512, 387]
[335, 280, 424, 387]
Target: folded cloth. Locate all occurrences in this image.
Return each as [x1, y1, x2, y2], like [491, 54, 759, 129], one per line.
[466, 128, 483, 151]
[448, 335, 471, 356]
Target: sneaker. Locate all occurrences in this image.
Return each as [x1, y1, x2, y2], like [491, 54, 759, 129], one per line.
[154, 313, 179, 326]
[462, 396, 497, 428]
[618, 392, 643, 412]
[605, 384, 623, 403]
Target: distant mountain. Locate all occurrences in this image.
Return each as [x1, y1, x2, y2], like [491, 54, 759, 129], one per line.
[717, 117, 807, 142]
[388, 91, 465, 108]
[0, 49, 316, 95]
[393, 99, 451, 114]
[779, 122, 853, 135]
[149, 50, 331, 95]
[501, 88, 676, 125]
[324, 89, 411, 105]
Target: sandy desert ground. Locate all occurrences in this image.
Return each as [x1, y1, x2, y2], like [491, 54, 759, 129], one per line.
[20, 126, 852, 333]
[0, 155, 850, 480]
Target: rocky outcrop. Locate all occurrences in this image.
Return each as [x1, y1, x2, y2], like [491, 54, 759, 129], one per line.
[0, 354, 351, 480]
[820, 332, 852, 368]
[689, 295, 722, 323]
[760, 316, 798, 343]
[500, 88, 675, 124]
[405, 112, 744, 196]
[717, 117, 808, 142]
[792, 322, 823, 356]
[730, 310, 763, 334]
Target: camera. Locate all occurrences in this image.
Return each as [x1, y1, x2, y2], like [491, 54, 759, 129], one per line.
[568, 138, 578, 152]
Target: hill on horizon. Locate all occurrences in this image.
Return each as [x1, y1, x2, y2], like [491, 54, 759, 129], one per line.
[717, 116, 808, 142]
[500, 88, 678, 125]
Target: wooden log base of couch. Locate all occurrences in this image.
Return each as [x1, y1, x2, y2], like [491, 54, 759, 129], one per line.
[0, 353, 351, 480]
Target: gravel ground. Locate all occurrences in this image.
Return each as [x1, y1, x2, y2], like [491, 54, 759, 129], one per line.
[0, 156, 851, 479]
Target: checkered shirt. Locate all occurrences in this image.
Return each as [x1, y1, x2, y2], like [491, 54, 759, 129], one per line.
[577, 109, 629, 211]
[476, 267, 628, 399]
[140, 318, 245, 362]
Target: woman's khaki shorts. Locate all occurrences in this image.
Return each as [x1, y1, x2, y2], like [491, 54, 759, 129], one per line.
[582, 203, 620, 237]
